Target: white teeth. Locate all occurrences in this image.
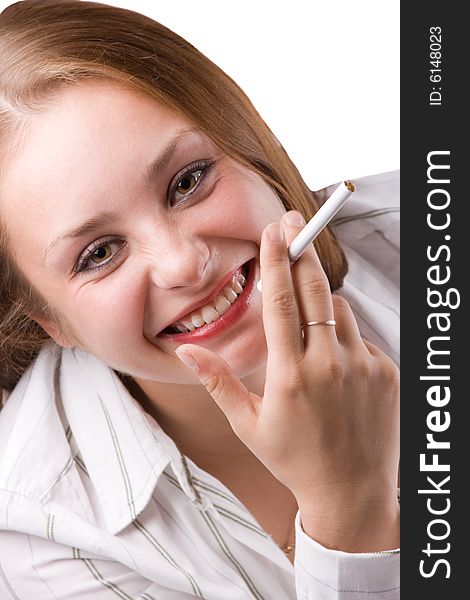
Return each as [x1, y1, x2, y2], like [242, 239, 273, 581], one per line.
[175, 324, 189, 333]
[181, 319, 196, 332]
[214, 294, 231, 315]
[201, 305, 220, 324]
[191, 314, 205, 328]
[224, 287, 238, 303]
[167, 265, 249, 333]
[232, 277, 244, 294]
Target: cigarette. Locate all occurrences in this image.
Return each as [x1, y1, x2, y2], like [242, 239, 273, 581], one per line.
[257, 180, 355, 292]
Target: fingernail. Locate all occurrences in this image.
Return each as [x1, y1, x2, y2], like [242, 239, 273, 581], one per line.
[284, 211, 305, 227]
[175, 348, 198, 369]
[266, 222, 285, 242]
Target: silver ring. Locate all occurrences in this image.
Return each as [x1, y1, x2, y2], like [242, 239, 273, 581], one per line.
[300, 320, 336, 330]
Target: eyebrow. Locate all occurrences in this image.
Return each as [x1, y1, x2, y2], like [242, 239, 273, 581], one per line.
[42, 129, 200, 263]
[143, 129, 198, 186]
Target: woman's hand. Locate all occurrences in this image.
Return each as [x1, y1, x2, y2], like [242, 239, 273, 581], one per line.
[175, 210, 400, 552]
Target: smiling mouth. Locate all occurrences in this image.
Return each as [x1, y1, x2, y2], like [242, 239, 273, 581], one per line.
[161, 261, 250, 335]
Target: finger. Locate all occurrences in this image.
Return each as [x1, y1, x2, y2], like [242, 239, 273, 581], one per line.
[363, 338, 380, 356]
[259, 222, 304, 362]
[175, 344, 258, 439]
[363, 337, 396, 362]
[331, 294, 368, 350]
[280, 211, 336, 346]
[362, 339, 400, 391]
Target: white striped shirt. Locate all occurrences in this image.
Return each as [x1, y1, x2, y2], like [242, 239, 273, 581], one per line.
[0, 171, 400, 599]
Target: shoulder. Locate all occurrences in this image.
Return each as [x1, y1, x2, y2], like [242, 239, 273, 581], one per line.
[316, 170, 400, 255]
[0, 344, 70, 515]
[0, 344, 175, 541]
[335, 170, 399, 288]
[0, 343, 63, 467]
[315, 170, 399, 211]
[317, 171, 400, 365]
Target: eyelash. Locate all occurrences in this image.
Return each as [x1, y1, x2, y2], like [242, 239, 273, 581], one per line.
[74, 159, 215, 275]
[74, 238, 126, 275]
[169, 159, 215, 206]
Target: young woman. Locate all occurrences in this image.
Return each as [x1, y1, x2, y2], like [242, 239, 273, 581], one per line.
[0, 1, 400, 598]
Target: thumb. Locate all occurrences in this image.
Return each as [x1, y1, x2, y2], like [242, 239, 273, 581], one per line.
[175, 344, 257, 436]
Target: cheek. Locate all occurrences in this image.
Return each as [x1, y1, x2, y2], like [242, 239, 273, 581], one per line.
[196, 173, 285, 242]
[68, 274, 146, 344]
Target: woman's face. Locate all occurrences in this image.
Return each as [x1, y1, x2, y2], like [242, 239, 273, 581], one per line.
[1, 82, 286, 383]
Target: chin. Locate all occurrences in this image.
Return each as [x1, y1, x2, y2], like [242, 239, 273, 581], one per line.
[220, 333, 267, 379]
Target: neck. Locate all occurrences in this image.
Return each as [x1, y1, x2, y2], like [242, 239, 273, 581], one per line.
[127, 368, 299, 560]
[128, 364, 266, 474]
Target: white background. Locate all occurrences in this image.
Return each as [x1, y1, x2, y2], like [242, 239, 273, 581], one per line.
[0, 0, 399, 190]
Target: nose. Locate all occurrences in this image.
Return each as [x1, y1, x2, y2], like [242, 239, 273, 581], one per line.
[147, 230, 209, 290]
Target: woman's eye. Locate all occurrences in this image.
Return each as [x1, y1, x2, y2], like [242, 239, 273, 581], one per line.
[75, 239, 125, 275]
[91, 244, 113, 264]
[171, 160, 214, 205]
[175, 169, 203, 198]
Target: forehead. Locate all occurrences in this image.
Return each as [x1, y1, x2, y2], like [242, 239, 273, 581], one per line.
[3, 81, 188, 194]
[0, 81, 192, 238]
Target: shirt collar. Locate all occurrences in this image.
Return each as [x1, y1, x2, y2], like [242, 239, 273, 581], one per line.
[1, 344, 201, 535]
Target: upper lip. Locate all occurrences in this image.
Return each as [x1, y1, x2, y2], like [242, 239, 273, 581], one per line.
[156, 261, 248, 335]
